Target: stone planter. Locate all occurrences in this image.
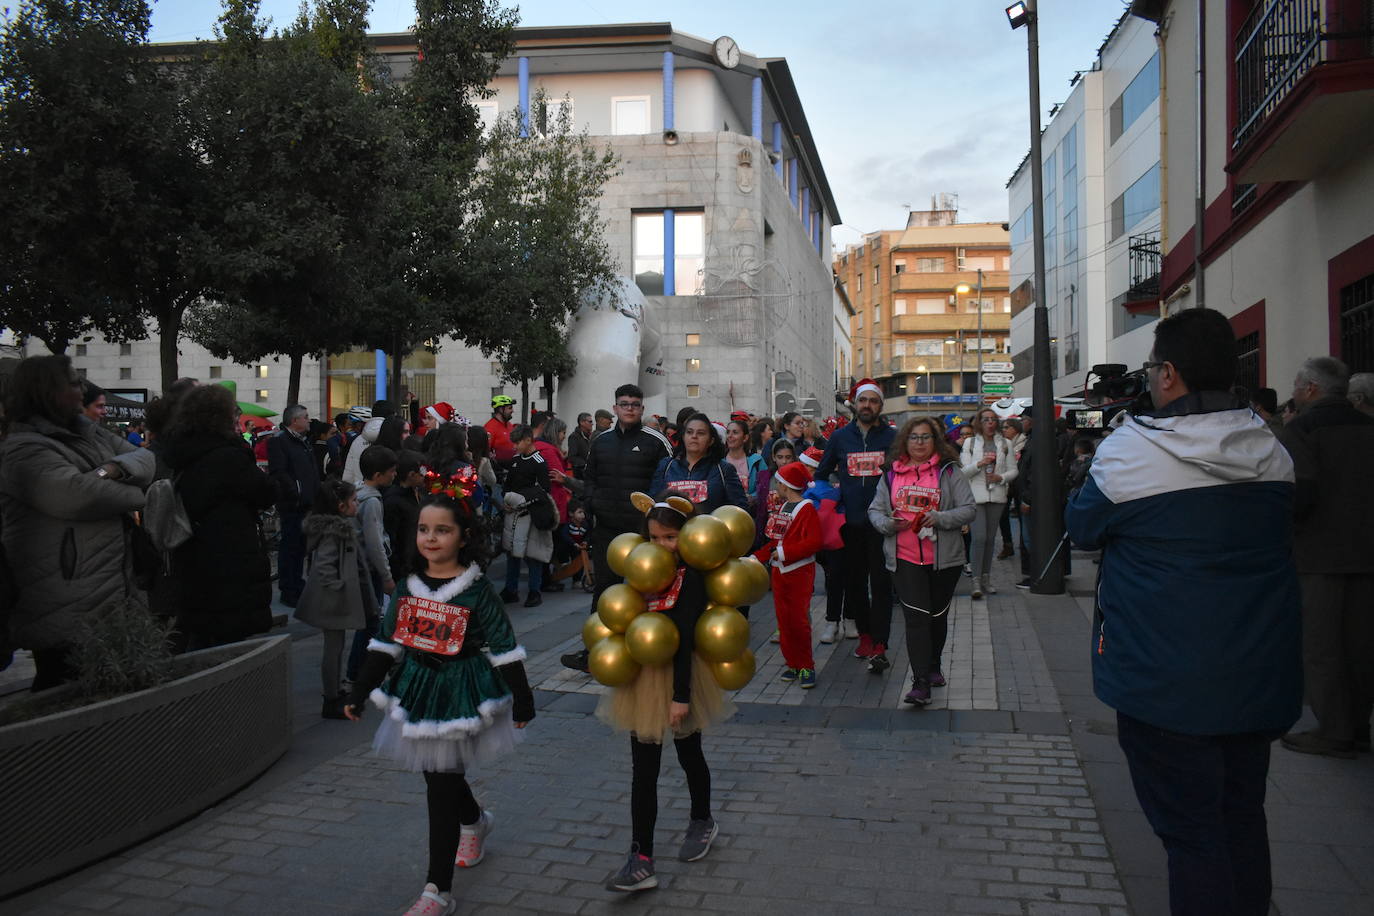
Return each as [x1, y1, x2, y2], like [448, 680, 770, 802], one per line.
[0, 635, 292, 898]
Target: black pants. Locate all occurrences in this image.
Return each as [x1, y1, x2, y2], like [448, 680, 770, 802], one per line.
[277, 510, 307, 602]
[819, 549, 848, 622]
[590, 524, 628, 608]
[1116, 712, 1280, 916]
[31, 646, 78, 692]
[895, 562, 962, 679]
[841, 523, 892, 646]
[423, 770, 482, 892]
[998, 501, 1013, 547]
[630, 732, 710, 858]
[1298, 573, 1374, 745]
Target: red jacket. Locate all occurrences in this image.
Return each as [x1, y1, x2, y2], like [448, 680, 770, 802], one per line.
[753, 498, 821, 573]
[484, 417, 515, 463]
[533, 439, 571, 523]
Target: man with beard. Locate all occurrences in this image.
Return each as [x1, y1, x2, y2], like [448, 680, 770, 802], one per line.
[814, 379, 896, 672]
[485, 395, 517, 464]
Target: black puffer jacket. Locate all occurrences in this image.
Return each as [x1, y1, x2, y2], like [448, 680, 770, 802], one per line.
[164, 433, 276, 647]
[584, 422, 671, 532]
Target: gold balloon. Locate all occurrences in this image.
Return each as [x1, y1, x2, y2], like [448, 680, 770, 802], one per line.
[625, 612, 680, 666]
[738, 555, 771, 605]
[712, 504, 757, 557]
[677, 515, 733, 571]
[582, 612, 613, 650]
[624, 542, 678, 595]
[588, 635, 642, 687]
[710, 648, 756, 690]
[705, 558, 759, 607]
[596, 584, 646, 634]
[694, 605, 750, 663]
[607, 532, 647, 578]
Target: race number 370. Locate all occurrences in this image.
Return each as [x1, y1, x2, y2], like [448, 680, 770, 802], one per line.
[393, 596, 471, 655]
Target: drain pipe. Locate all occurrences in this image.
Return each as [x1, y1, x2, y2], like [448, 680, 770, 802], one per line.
[1192, 0, 1206, 310]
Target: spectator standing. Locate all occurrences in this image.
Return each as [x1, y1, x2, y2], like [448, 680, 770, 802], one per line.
[1065, 308, 1300, 915]
[959, 409, 1017, 600]
[567, 412, 596, 478]
[324, 412, 349, 477]
[814, 379, 896, 671]
[649, 415, 747, 514]
[125, 420, 146, 447]
[592, 409, 614, 436]
[535, 416, 575, 592]
[81, 382, 107, 424]
[560, 384, 670, 671]
[1348, 372, 1374, 417]
[347, 446, 398, 682]
[267, 404, 320, 607]
[485, 395, 517, 464]
[779, 411, 817, 452]
[500, 425, 553, 607]
[1277, 357, 1374, 758]
[0, 356, 155, 690]
[997, 418, 1026, 559]
[382, 450, 427, 584]
[1251, 387, 1284, 434]
[723, 419, 766, 509]
[342, 414, 385, 486]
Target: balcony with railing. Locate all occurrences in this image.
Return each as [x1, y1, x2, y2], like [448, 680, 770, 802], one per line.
[1230, 0, 1374, 184]
[892, 312, 1010, 334]
[1123, 232, 1161, 314]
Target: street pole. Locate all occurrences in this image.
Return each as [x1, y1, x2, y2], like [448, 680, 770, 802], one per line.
[975, 267, 985, 402]
[1022, 1, 1064, 594]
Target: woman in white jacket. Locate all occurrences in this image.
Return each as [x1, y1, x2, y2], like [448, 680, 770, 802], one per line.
[959, 409, 1018, 599]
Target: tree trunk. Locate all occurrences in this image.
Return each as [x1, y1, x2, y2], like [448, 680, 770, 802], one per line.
[390, 331, 404, 406]
[520, 377, 530, 423]
[287, 351, 304, 408]
[156, 302, 184, 394]
[39, 333, 70, 355]
[543, 371, 554, 415]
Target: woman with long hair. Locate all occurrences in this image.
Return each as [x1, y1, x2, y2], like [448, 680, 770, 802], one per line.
[959, 408, 1018, 599]
[723, 419, 766, 509]
[648, 414, 746, 514]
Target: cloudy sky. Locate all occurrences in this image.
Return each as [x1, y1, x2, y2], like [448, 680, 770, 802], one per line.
[149, 0, 1131, 247]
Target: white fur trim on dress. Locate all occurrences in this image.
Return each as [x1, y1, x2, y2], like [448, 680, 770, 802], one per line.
[405, 566, 482, 603]
[367, 639, 404, 659]
[484, 645, 527, 667]
[369, 689, 513, 738]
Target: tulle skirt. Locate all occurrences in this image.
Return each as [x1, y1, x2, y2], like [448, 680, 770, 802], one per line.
[369, 691, 523, 773]
[595, 653, 735, 744]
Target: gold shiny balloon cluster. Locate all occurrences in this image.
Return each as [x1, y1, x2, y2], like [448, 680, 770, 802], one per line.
[584, 500, 769, 690]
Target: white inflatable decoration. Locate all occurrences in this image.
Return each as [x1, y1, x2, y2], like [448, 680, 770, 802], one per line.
[559, 277, 666, 420]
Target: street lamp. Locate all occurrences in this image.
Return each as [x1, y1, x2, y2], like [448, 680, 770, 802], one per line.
[1008, 0, 1063, 594]
[915, 363, 931, 396]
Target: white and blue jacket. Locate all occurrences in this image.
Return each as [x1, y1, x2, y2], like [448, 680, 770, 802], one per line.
[1065, 395, 1302, 736]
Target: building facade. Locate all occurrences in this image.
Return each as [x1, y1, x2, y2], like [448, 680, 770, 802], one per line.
[834, 203, 1011, 423]
[1007, 11, 1162, 400]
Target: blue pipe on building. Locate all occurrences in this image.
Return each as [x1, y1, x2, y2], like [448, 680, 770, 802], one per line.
[772, 123, 783, 177]
[801, 187, 810, 227]
[374, 350, 387, 402]
[788, 159, 798, 207]
[518, 57, 529, 137]
[663, 208, 675, 295]
[663, 52, 674, 131]
[751, 77, 763, 141]
[814, 213, 823, 253]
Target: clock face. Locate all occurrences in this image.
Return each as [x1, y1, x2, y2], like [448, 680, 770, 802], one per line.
[714, 36, 740, 69]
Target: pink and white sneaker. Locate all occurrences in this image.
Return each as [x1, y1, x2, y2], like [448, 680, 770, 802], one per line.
[455, 809, 494, 868]
[402, 883, 454, 916]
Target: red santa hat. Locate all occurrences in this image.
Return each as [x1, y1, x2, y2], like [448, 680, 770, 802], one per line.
[774, 461, 813, 492]
[426, 402, 455, 424]
[799, 446, 825, 469]
[846, 377, 882, 408]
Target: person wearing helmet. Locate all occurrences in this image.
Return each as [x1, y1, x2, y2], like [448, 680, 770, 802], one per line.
[486, 395, 517, 464]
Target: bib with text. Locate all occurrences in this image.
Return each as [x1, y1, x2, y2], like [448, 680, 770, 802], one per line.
[392, 595, 471, 656]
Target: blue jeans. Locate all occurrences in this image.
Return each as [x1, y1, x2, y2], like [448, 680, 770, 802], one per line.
[504, 555, 543, 595]
[1115, 711, 1279, 916]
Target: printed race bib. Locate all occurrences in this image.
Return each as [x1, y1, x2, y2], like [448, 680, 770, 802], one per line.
[392, 595, 471, 656]
[667, 480, 709, 503]
[645, 568, 686, 612]
[764, 507, 793, 541]
[894, 484, 940, 514]
[846, 450, 884, 477]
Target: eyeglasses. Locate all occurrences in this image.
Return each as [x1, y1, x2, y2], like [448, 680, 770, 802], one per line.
[981, 416, 999, 422]
[908, 434, 935, 442]
[1142, 360, 1165, 372]
[615, 401, 644, 409]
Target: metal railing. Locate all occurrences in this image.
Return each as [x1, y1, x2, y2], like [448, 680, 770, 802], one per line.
[1127, 232, 1161, 300]
[1234, 0, 1325, 148]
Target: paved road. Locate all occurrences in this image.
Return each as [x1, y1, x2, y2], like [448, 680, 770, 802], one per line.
[7, 552, 1373, 915]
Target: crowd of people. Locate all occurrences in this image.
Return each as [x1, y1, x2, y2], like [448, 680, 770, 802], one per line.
[1, 320, 1370, 915]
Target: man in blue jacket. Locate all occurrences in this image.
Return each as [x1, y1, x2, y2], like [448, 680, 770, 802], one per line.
[1065, 308, 1300, 916]
[814, 379, 896, 671]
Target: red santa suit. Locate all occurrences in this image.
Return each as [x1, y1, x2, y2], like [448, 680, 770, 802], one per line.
[754, 495, 822, 672]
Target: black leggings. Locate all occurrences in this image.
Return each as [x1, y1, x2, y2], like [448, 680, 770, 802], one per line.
[630, 732, 711, 857]
[895, 563, 963, 679]
[423, 771, 482, 892]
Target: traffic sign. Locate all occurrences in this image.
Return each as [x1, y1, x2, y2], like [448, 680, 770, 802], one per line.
[981, 361, 1013, 372]
[982, 384, 1014, 395]
[983, 395, 1005, 404]
[981, 372, 1015, 384]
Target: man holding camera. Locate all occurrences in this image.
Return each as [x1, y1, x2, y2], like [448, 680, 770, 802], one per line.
[1065, 308, 1300, 916]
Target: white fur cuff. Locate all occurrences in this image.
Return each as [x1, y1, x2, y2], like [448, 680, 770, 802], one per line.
[367, 639, 403, 659]
[485, 645, 528, 667]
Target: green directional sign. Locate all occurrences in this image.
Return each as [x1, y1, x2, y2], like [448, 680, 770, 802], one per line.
[982, 384, 1014, 395]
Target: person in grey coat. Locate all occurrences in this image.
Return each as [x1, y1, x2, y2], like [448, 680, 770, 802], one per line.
[0, 356, 155, 690]
[868, 416, 977, 706]
[296, 479, 378, 719]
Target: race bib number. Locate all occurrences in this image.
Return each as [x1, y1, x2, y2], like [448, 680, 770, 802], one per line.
[764, 507, 793, 541]
[667, 480, 709, 503]
[894, 484, 940, 514]
[645, 567, 686, 612]
[392, 596, 471, 656]
[846, 451, 884, 477]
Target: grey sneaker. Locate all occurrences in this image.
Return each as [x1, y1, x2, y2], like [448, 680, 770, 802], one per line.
[679, 817, 718, 862]
[606, 844, 657, 892]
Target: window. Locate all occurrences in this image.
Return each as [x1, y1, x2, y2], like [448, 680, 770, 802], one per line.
[873, 342, 882, 366]
[916, 258, 945, 272]
[491, 361, 503, 374]
[873, 266, 879, 285]
[209, 366, 222, 379]
[1010, 207, 1032, 246]
[856, 273, 862, 293]
[913, 339, 943, 356]
[686, 384, 700, 398]
[533, 96, 572, 136]
[256, 365, 269, 379]
[476, 101, 498, 135]
[686, 358, 701, 372]
[968, 298, 997, 313]
[915, 298, 944, 315]
[632, 210, 705, 296]
[894, 259, 906, 274]
[964, 256, 997, 271]
[686, 333, 700, 346]
[856, 347, 864, 369]
[1003, 296, 1012, 313]
[75, 344, 87, 356]
[491, 386, 505, 399]
[893, 298, 908, 315]
[1111, 164, 1161, 239]
[1110, 53, 1159, 144]
[873, 304, 881, 324]
[611, 96, 650, 135]
[119, 368, 132, 380]
[893, 340, 907, 357]
[119, 343, 132, 356]
[255, 389, 269, 403]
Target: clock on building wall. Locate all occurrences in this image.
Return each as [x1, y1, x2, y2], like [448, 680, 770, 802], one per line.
[713, 36, 740, 69]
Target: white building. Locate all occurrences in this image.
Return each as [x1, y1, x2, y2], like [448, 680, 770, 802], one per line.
[13, 24, 841, 426]
[1007, 11, 1162, 398]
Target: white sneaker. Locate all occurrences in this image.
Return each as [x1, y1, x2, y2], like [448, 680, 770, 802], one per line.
[455, 809, 493, 867]
[769, 631, 781, 643]
[984, 580, 999, 595]
[842, 619, 859, 639]
[818, 622, 837, 644]
[971, 576, 984, 599]
[403, 884, 455, 916]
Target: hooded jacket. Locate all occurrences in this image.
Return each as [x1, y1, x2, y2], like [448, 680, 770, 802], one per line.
[1065, 394, 1302, 736]
[295, 513, 377, 631]
[342, 416, 385, 487]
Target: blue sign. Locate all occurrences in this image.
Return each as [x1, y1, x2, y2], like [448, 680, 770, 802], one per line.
[907, 395, 965, 405]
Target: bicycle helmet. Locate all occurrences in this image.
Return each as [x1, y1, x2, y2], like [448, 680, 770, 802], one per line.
[491, 394, 515, 409]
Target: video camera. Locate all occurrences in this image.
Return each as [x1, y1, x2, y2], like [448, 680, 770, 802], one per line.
[1066, 364, 1152, 430]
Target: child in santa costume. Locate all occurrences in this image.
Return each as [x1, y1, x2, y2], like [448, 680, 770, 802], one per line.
[754, 461, 823, 688]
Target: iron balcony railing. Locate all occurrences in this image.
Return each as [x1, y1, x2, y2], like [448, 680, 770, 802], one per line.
[1234, 0, 1325, 148]
[1127, 232, 1161, 301]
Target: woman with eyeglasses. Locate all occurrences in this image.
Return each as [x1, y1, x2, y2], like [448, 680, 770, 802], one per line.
[997, 418, 1026, 559]
[959, 409, 1018, 599]
[867, 417, 976, 704]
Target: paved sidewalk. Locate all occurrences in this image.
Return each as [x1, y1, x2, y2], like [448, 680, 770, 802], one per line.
[5, 555, 1372, 915]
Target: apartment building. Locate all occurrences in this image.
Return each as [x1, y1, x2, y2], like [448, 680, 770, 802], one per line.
[834, 202, 1011, 423]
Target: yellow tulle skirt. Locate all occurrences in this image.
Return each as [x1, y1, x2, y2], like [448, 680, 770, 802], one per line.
[595, 653, 736, 744]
